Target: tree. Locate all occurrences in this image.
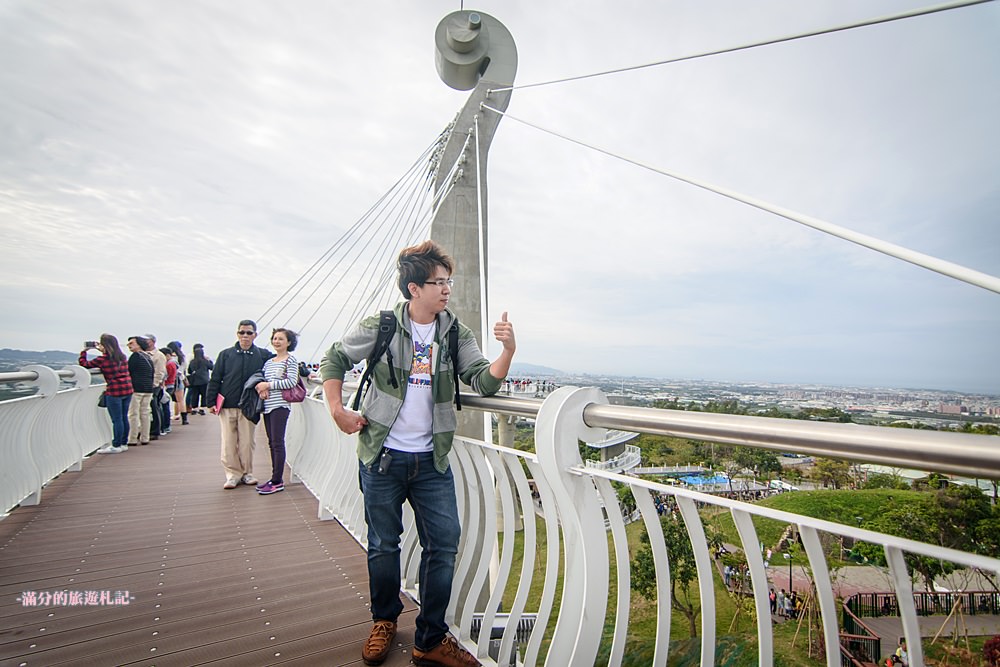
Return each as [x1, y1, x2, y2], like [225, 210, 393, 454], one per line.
[631, 514, 721, 638]
[733, 447, 782, 481]
[812, 458, 851, 489]
[861, 472, 909, 490]
[854, 485, 995, 590]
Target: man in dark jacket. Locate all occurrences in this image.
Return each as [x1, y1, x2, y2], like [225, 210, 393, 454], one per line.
[206, 320, 273, 489]
[125, 336, 155, 447]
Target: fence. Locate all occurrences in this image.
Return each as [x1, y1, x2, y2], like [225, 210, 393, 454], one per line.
[285, 383, 1000, 666]
[5, 368, 1000, 666]
[0, 366, 110, 514]
[847, 590, 1000, 618]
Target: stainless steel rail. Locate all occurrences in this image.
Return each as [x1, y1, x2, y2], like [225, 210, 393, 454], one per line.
[11, 367, 990, 479]
[0, 369, 86, 383]
[462, 393, 1000, 479]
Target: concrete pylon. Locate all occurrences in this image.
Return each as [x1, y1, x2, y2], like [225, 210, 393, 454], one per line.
[431, 11, 516, 441]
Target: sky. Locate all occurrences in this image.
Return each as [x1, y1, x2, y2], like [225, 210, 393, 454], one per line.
[1, 0, 998, 394]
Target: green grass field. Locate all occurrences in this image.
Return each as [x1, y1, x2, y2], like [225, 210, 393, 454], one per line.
[491, 487, 995, 665]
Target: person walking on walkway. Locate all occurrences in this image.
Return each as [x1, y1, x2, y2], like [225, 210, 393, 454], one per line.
[322, 240, 516, 667]
[254, 328, 300, 495]
[207, 320, 273, 489]
[80, 334, 133, 453]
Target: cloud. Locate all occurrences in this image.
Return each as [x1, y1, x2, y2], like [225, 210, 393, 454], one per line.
[0, 0, 997, 394]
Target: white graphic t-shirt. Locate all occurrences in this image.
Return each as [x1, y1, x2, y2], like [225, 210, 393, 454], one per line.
[384, 320, 436, 453]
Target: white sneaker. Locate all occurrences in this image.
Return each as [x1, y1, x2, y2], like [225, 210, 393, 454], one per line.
[97, 445, 121, 454]
[241, 473, 258, 486]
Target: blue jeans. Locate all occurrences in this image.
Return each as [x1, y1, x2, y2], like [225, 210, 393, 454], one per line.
[359, 450, 460, 651]
[105, 394, 132, 447]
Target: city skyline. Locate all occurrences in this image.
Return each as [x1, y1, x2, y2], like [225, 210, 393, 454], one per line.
[1, 1, 998, 394]
[4, 347, 999, 402]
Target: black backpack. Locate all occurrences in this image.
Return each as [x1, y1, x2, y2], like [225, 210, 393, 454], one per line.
[351, 310, 462, 411]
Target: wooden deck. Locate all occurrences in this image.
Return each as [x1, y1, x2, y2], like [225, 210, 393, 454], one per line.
[0, 413, 418, 666]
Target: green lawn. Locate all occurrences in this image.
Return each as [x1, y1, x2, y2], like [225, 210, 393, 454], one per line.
[490, 488, 992, 665]
[495, 512, 829, 665]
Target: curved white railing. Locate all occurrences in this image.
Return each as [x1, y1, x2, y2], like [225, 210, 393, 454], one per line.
[287, 384, 1000, 667]
[0, 366, 110, 514]
[584, 443, 641, 472]
[5, 369, 999, 666]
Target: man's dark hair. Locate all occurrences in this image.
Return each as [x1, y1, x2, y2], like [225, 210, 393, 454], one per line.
[238, 319, 257, 331]
[129, 335, 150, 351]
[396, 240, 454, 299]
[271, 328, 298, 352]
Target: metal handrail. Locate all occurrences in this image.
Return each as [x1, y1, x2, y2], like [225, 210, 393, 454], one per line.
[0, 369, 90, 383]
[461, 393, 1000, 478]
[7, 369, 995, 478]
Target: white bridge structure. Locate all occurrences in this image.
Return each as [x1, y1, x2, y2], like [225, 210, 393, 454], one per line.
[3, 366, 999, 666]
[4, 3, 1000, 667]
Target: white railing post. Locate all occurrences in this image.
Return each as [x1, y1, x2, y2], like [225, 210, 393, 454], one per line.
[731, 509, 773, 665]
[534, 386, 610, 666]
[19, 365, 62, 506]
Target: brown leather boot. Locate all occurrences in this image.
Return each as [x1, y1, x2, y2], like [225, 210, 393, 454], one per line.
[361, 619, 397, 665]
[412, 636, 480, 666]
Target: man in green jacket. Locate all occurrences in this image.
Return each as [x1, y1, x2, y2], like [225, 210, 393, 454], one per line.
[321, 240, 515, 667]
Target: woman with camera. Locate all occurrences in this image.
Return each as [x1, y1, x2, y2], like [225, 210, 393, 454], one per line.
[79, 334, 133, 454]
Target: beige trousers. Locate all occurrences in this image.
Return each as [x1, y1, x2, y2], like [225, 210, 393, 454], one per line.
[127, 392, 153, 444]
[219, 408, 256, 481]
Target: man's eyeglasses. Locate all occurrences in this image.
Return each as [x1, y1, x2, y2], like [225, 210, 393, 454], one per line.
[424, 278, 454, 288]
[237, 330, 256, 336]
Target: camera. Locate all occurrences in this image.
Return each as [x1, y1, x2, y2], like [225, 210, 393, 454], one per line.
[84, 340, 99, 348]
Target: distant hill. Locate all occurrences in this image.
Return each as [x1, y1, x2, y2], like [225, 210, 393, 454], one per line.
[0, 349, 77, 364]
[509, 362, 562, 376]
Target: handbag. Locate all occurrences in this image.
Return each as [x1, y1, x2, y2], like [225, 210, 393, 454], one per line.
[98, 392, 107, 408]
[280, 360, 307, 403]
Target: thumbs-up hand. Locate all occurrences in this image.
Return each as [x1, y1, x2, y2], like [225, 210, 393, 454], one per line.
[493, 311, 516, 352]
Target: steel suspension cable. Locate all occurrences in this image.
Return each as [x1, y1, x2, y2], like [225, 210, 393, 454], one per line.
[488, 0, 993, 94]
[299, 166, 436, 356]
[256, 133, 445, 330]
[481, 104, 1000, 295]
[302, 131, 473, 360]
[329, 141, 468, 334]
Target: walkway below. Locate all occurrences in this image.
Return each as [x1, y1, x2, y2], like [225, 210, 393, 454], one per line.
[0, 413, 417, 666]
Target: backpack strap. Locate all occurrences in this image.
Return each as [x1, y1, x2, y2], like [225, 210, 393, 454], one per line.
[351, 310, 398, 411]
[449, 318, 461, 411]
[351, 310, 463, 412]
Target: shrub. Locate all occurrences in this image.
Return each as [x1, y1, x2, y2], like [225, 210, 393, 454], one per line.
[984, 634, 1000, 666]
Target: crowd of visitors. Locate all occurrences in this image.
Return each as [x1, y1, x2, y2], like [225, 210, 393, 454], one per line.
[81, 334, 220, 453]
[83, 324, 302, 498]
